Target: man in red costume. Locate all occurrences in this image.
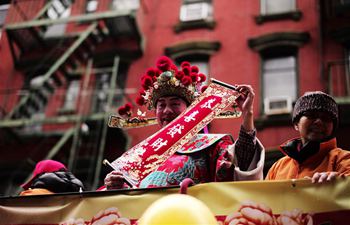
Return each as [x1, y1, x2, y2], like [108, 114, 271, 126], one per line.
[104, 56, 264, 189]
[266, 91, 350, 183]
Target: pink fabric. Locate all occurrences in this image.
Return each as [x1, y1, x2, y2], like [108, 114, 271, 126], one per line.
[179, 178, 195, 194]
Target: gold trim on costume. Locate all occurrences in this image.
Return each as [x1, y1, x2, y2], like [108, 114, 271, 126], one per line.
[108, 110, 241, 129]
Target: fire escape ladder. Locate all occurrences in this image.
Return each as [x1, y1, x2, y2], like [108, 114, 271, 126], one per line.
[45, 127, 75, 160]
[34, 0, 73, 20]
[6, 21, 107, 120]
[68, 59, 93, 171]
[65, 57, 120, 189]
[91, 56, 120, 189]
[6, 0, 74, 65]
[6, 26, 46, 65]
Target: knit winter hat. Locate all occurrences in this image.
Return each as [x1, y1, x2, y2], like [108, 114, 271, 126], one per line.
[292, 91, 338, 127]
[21, 160, 67, 190]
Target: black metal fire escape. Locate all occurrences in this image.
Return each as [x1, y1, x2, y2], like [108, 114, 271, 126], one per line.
[1, 0, 142, 193]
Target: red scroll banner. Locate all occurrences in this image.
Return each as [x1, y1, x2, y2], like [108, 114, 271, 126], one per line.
[111, 79, 240, 187]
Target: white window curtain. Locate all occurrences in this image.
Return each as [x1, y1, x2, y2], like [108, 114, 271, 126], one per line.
[262, 56, 297, 102]
[45, 0, 71, 38]
[63, 80, 81, 111]
[0, 4, 9, 40]
[86, 0, 98, 13]
[112, 0, 140, 11]
[180, 1, 213, 22]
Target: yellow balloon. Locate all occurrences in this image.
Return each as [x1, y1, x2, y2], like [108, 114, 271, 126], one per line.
[138, 194, 217, 225]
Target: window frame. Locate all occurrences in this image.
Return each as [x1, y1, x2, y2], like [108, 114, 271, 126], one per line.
[261, 54, 298, 115]
[174, 0, 215, 33]
[44, 0, 71, 38]
[111, 0, 140, 11]
[0, 4, 9, 40]
[255, 0, 301, 24]
[248, 32, 310, 129]
[0, 4, 9, 26]
[85, 0, 98, 13]
[92, 73, 111, 113]
[260, 0, 296, 16]
[175, 55, 210, 86]
[62, 79, 81, 112]
[179, 1, 212, 22]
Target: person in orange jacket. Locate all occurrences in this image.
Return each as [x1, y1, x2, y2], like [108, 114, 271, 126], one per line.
[266, 91, 350, 183]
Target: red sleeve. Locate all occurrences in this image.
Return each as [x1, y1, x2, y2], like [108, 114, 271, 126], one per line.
[208, 135, 235, 182]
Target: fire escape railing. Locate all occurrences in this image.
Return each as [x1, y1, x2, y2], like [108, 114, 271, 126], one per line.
[1, 0, 142, 196]
[5, 21, 105, 119]
[4, 8, 138, 121]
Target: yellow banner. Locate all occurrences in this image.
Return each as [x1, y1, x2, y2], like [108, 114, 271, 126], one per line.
[1, 177, 350, 225]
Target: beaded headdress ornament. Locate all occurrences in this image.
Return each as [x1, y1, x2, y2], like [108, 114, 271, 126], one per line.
[135, 56, 207, 110]
[113, 56, 243, 129]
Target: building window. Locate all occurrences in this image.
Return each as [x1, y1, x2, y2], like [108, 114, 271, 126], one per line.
[165, 41, 220, 85]
[248, 32, 310, 126]
[63, 80, 80, 111]
[191, 60, 209, 77]
[256, 0, 301, 24]
[260, 0, 296, 15]
[345, 48, 350, 96]
[45, 0, 71, 37]
[262, 55, 297, 115]
[47, 0, 71, 19]
[0, 4, 9, 40]
[111, 0, 139, 11]
[175, 55, 210, 86]
[327, 48, 350, 98]
[93, 73, 110, 113]
[348, 48, 350, 69]
[175, 0, 215, 32]
[180, 0, 212, 22]
[86, 0, 98, 13]
[188, 59, 209, 85]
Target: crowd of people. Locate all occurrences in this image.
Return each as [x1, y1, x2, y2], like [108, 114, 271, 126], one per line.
[20, 56, 350, 195]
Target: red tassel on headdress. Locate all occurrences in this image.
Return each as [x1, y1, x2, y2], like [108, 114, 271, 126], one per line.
[135, 56, 208, 109]
[156, 56, 172, 71]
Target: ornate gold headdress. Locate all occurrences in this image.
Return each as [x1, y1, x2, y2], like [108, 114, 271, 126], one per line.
[109, 56, 241, 129]
[135, 56, 207, 109]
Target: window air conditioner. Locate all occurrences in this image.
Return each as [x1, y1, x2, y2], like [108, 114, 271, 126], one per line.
[180, 2, 210, 22]
[264, 96, 292, 115]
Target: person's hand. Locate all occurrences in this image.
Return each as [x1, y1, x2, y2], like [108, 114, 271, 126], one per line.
[104, 171, 125, 190]
[306, 172, 344, 183]
[235, 85, 255, 131]
[217, 145, 234, 171]
[235, 85, 255, 115]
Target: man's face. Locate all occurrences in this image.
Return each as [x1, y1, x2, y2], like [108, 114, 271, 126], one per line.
[156, 96, 187, 127]
[294, 111, 334, 144]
